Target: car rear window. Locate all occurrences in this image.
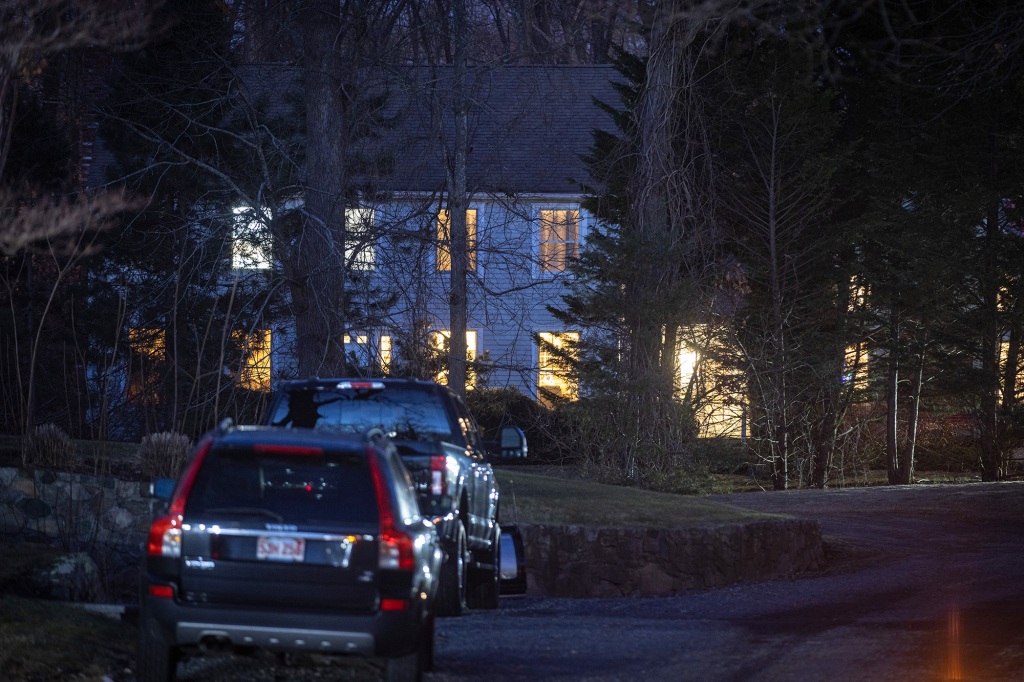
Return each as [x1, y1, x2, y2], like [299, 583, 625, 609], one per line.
[267, 386, 453, 442]
[184, 446, 379, 526]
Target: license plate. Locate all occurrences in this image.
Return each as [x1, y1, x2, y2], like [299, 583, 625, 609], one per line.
[256, 536, 305, 562]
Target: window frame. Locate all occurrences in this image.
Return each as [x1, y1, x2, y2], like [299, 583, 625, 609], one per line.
[345, 207, 376, 272]
[537, 331, 579, 405]
[436, 208, 478, 273]
[536, 207, 581, 276]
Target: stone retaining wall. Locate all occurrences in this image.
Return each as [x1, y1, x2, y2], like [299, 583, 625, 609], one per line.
[1, 466, 825, 600]
[519, 519, 824, 597]
[0, 466, 152, 600]
[0, 467, 151, 549]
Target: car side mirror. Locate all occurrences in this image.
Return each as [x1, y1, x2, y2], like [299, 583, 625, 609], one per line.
[149, 478, 175, 500]
[498, 426, 527, 460]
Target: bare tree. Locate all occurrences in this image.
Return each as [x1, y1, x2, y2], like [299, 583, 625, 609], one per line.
[0, 0, 157, 254]
[445, 0, 471, 398]
[292, 0, 349, 376]
[718, 41, 844, 489]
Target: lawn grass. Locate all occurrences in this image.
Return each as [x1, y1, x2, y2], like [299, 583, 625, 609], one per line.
[0, 596, 136, 681]
[495, 467, 776, 528]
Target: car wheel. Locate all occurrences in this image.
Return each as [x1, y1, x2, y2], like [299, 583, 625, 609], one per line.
[421, 611, 436, 672]
[384, 650, 421, 682]
[136, 615, 178, 682]
[436, 523, 468, 617]
[467, 522, 500, 610]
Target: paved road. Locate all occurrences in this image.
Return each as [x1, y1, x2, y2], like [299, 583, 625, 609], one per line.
[178, 481, 1024, 682]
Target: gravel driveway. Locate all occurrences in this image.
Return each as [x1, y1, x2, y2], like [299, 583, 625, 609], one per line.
[175, 481, 1024, 682]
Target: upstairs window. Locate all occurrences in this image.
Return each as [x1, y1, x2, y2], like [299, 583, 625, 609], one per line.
[232, 206, 273, 270]
[437, 209, 477, 272]
[346, 207, 375, 271]
[539, 209, 579, 274]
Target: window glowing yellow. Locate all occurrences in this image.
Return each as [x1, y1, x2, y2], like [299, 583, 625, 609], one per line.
[127, 328, 165, 400]
[999, 339, 1024, 399]
[844, 342, 869, 392]
[234, 329, 272, 392]
[380, 335, 392, 373]
[539, 209, 579, 273]
[538, 332, 578, 405]
[437, 209, 477, 272]
[676, 330, 746, 438]
[430, 330, 477, 387]
[344, 334, 369, 345]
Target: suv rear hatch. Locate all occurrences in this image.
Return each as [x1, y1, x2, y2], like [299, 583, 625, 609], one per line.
[177, 441, 381, 613]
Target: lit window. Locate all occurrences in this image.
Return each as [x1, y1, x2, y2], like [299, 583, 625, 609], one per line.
[999, 339, 1024, 399]
[344, 333, 371, 368]
[430, 330, 477, 387]
[235, 329, 272, 392]
[437, 209, 477, 272]
[232, 206, 273, 270]
[849, 282, 868, 312]
[343, 334, 369, 345]
[127, 328, 165, 400]
[346, 207, 375, 271]
[538, 332, 578, 405]
[380, 335, 392, 373]
[539, 209, 579, 273]
[676, 331, 745, 438]
[844, 343, 869, 391]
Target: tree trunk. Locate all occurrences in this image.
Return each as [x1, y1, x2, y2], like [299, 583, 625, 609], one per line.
[901, 350, 924, 485]
[979, 203, 1003, 481]
[1001, 324, 1020, 410]
[446, 0, 469, 399]
[886, 309, 901, 485]
[624, 0, 684, 475]
[296, 0, 347, 377]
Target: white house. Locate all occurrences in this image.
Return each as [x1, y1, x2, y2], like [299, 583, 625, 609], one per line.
[235, 65, 622, 402]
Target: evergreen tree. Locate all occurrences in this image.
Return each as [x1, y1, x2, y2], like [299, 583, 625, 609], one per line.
[552, 44, 714, 483]
[97, 0, 273, 437]
[833, 0, 1024, 482]
[714, 34, 851, 489]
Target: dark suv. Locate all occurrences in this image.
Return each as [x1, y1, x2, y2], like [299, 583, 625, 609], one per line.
[137, 425, 441, 682]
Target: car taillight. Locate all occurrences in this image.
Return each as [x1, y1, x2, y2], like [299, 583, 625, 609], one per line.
[149, 584, 174, 599]
[146, 436, 212, 558]
[147, 516, 182, 557]
[368, 449, 415, 571]
[380, 598, 410, 611]
[430, 455, 447, 496]
[378, 529, 415, 571]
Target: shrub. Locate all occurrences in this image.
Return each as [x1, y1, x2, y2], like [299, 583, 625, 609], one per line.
[467, 388, 563, 462]
[139, 432, 192, 480]
[23, 423, 78, 470]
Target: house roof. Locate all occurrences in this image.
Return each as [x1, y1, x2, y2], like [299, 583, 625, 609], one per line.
[91, 63, 624, 199]
[373, 65, 622, 197]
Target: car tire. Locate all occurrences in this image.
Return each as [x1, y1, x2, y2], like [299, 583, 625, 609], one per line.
[436, 523, 468, 617]
[467, 522, 500, 610]
[422, 611, 436, 672]
[384, 650, 421, 682]
[136, 615, 178, 682]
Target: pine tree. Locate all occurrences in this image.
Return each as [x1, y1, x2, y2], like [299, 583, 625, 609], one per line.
[97, 0, 273, 436]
